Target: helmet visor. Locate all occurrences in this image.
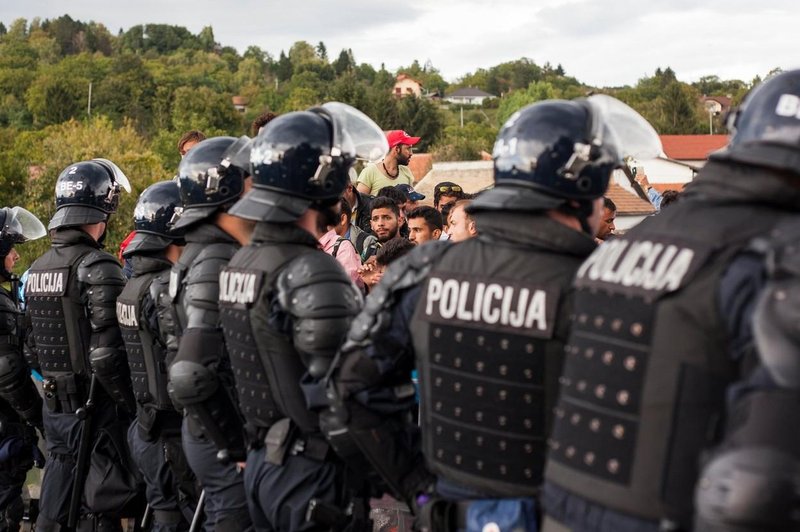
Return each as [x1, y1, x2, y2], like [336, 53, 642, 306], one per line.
[221, 135, 253, 174]
[587, 94, 663, 160]
[92, 158, 132, 192]
[316, 102, 389, 162]
[4, 206, 46, 242]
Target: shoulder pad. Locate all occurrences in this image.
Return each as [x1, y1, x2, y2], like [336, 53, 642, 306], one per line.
[346, 240, 450, 346]
[276, 251, 362, 318]
[149, 270, 171, 303]
[77, 250, 126, 285]
[753, 276, 800, 390]
[748, 217, 800, 279]
[185, 243, 238, 286]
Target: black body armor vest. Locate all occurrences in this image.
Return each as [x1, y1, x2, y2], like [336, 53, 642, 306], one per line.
[117, 268, 172, 412]
[409, 214, 593, 498]
[26, 240, 96, 380]
[219, 241, 320, 434]
[546, 197, 792, 525]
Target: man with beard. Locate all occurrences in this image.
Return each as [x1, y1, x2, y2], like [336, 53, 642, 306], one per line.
[217, 103, 383, 531]
[357, 130, 420, 196]
[369, 197, 401, 244]
[595, 196, 616, 242]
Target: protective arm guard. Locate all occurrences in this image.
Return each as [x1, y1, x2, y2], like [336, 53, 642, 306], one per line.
[694, 390, 800, 532]
[79, 252, 133, 411]
[0, 352, 43, 428]
[695, 252, 800, 532]
[325, 242, 450, 505]
[89, 346, 136, 414]
[276, 252, 363, 381]
[168, 328, 246, 463]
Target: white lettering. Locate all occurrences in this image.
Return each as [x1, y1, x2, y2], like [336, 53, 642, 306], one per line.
[578, 239, 696, 293]
[525, 290, 548, 330]
[219, 270, 257, 305]
[439, 279, 460, 319]
[26, 271, 65, 294]
[483, 284, 502, 324]
[116, 301, 139, 328]
[425, 277, 443, 316]
[775, 94, 800, 119]
[423, 276, 549, 333]
[455, 281, 473, 320]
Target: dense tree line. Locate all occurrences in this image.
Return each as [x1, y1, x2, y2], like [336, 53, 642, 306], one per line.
[0, 15, 776, 261]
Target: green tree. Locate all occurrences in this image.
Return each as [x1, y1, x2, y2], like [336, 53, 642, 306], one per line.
[5, 116, 166, 267]
[170, 85, 241, 133]
[25, 73, 85, 125]
[496, 81, 557, 125]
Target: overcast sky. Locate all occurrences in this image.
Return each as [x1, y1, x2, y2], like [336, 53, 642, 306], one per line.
[3, 1, 798, 88]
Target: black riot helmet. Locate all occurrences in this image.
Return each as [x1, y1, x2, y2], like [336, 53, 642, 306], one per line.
[471, 95, 661, 226]
[711, 69, 800, 176]
[173, 136, 251, 230]
[231, 102, 388, 222]
[49, 159, 131, 230]
[0, 206, 46, 279]
[124, 180, 186, 257]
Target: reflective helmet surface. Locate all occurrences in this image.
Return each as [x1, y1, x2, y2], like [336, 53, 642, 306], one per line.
[232, 102, 387, 222]
[174, 136, 250, 229]
[493, 99, 619, 202]
[474, 95, 661, 213]
[125, 181, 186, 257]
[49, 159, 131, 230]
[712, 69, 800, 175]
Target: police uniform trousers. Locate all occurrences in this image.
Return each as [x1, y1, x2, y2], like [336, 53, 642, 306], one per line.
[36, 403, 135, 532]
[128, 421, 192, 532]
[243, 447, 341, 532]
[0, 420, 35, 532]
[181, 421, 251, 532]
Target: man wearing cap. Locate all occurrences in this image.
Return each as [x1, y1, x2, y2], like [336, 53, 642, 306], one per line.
[396, 184, 425, 216]
[357, 130, 419, 196]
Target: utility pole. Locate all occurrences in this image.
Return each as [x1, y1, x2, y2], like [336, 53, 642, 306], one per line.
[87, 82, 92, 117]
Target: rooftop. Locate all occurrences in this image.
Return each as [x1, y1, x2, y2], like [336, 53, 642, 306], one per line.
[660, 135, 729, 160]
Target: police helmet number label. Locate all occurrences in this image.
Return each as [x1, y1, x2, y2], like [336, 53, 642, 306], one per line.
[775, 94, 800, 119]
[422, 273, 557, 338]
[58, 180, 84, 194]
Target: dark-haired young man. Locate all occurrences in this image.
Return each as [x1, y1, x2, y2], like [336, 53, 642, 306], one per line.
[406, 206, 443, 245]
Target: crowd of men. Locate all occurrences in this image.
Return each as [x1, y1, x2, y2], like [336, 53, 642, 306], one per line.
[0, 70, 798, 532]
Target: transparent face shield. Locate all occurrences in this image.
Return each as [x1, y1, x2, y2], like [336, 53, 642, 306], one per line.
[92, 158, 132, 192]
[308, 102, 390, 187]
[3, 206, 47, 243]
[585, 94, 663, 165]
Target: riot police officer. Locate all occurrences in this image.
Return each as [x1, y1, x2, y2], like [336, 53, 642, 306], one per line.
[117, 181, 197, 532]
[165, 137, 254, 532]
[217, 103, 382, 531]
[542, 70, 800, 532]
[325, 96, 659, 530]
[0, 206, 46, 532]
[25, 160, 140, 532]
[693, 217, 800, 532]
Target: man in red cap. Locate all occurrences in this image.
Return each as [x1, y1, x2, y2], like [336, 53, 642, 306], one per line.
[356, 129, 420, 196]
